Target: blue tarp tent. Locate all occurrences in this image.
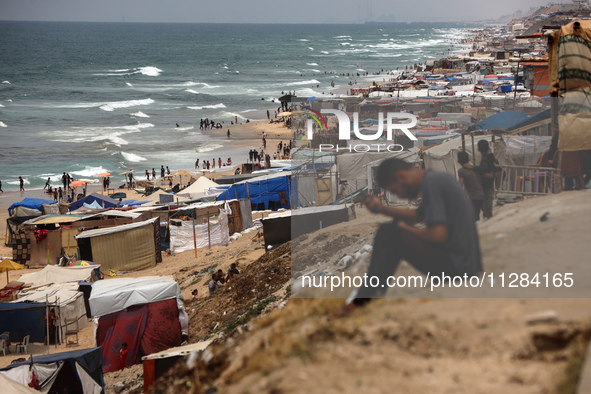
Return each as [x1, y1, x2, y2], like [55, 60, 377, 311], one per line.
[69, 193, 120, 211]
[509, 109, 551, 131]
[216, 172, 294, 211]
[0, 302, 46, 343]
[474, 111, 530, 131]
[1, 347, 104, 392]
[8, 198, 56, 216]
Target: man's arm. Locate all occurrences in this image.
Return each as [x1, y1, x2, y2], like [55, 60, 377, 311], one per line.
[362, 194, 422, 223]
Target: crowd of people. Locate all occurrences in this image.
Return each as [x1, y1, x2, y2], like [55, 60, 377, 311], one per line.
[194, 157, 232, 170]
[144, 165, 171, 181]
[208, 263, 240, 296]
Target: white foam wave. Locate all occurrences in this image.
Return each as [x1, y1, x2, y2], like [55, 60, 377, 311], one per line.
[99, 98, 154, 112]
[306, 63, 319, 66]
[298, 39, 310, 42]
[138, 66, 162, 76]
[121, 152, 147, 162]
[131, 111, 150, 118]
[333, 35, 351, 39]
[321, 51, 329, 54]
[187, 103, 226, 110]
[126, 82, 133, 87]
[308, 47, 314, 51]
[71, 166, 110, 177]
[7, 179, 30, 185]
[0, 121, 7, 127]
[2, 81, 10, 84]
[0, 104, 4, 107]
[279, 79, 320, 87]
[185, 89, 199, 94]
[194, 143, 224, 153]
[175, 126, 194, 131]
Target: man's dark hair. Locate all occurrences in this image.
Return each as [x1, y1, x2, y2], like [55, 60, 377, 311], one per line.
[477, 140, 489, 153]
[376, 158, 413, 187]
[457, 151, 470, 165]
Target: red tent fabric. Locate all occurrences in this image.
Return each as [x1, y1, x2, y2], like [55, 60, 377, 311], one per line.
[96, 299, 181, 373]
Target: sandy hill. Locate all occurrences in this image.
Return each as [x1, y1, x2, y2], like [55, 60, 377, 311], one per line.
[145, 189, 591, 394]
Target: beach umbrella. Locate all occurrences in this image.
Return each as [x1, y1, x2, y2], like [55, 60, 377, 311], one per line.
[70, 180, 87, 188]
[296, 135, 308, 140]
[0, 258, 25, 284]
[67, 260, 96, 267]
[92, 172, 112, 177]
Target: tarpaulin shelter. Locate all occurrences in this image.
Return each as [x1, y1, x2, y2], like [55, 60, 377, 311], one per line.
[69, 193, 120, 212]
[0, 302, 46, 343]
[216, 171, 294, 211]
[139, 189, 189, 206]
[169, 209, 229, 254]
[548, 20, 591, 151]
[89, 277, 187, 373]
[8, 198, 58, 217]
[0, 374, 38, 394]
[474, 111, 530, 131]
[75, 218, 161, 272]
[15, 286, 88, 342]
[18, 265, 100, 286]
[0, 347, 104, 394]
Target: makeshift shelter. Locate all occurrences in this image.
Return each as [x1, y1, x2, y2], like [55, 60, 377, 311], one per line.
[69, 193, 120, 212]
[0, 347, 104, 394]
[18, 264, 100, 286]
[177, 176, 220, 200]
[142, 340, 212, 392]
[216, 172, 294, 211]
[8, 198, 58, 217]
[0, 302, 46, 343]
[0, 374, 38, 394]
[15, 286, 88, 342]
[169, 209, 229, 254]
[75, 218, 161, 272]
[89, 277, 187, 372]
[139, 189, 189, 206]
[262, 205, 350, 248]
[474, 111, 530, 131]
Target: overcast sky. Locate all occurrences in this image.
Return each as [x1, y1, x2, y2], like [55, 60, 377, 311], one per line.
[0, 0, 550, 24]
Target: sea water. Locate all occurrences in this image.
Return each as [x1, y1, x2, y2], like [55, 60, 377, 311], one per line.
[0, 21, 470, 191]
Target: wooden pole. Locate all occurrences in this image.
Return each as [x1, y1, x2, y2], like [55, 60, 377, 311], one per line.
[193, 209, 197, 259]
[207, 215, 211, 249]
[47, 243, 50, 266]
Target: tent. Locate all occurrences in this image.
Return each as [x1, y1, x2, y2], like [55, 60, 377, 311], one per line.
[216, 172, 294, 211]
[75, 218, 161, 272]
[89, 277, 187, 372]
[169, 209, 229, 254]
[0, 374, 38, 394]
[8, 198, 58, 217]
[139, 189, 189, 206]
[177, 176, 220, 199]
[69, 193, 120, 212]
[0, 347, 104, 394]
[0, 302, 46, 343]
[15, 286, 88, 342]
[18, 265, 100, 286]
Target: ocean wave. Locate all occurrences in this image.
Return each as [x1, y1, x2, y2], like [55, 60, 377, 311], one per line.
[276, 79, 320, 87]
[175, 126, 194, 131]
[187, 103, 226, 110]
[321, 51, 329, 54]
[308, 47, 314, 51]
[71, 166, 110, 177]
[137, 66, 162, 76]
[333, 35, 351, 39]
[306, 63, 319, 66]
[194, 143, 224, 153]
[0, 104, 4, 107]
[131, 111, 150, 118]
[0, 121, 7, 127]
[2, 81, 10, 84]
[121, 152, 147, 162]
[99, 98, 154, 112]
[298, 39, 310, 42]
[185, 89, 199, 94]
[126, 82, 133, 87]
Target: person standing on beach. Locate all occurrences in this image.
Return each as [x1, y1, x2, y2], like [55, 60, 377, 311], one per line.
[145, 170, 150, 181]
[58, 187, 63, 202]
[0, 180, 3, 193]
[227, 129, 231, 139]
[19, 177, 25, 191]
[218, 158, 222, 168]
[195, 159, 199, 169]
[62, 173, 67, 189]
[44, 177, 51, 190]
[457, 151, 484, 221]
[53, 188, 58, 201]
[476, 140, 500, 220]
[267, 110, 270, 120]
[152, 168, 156, 180]
[161, 165, 165, 179]
[212, 159, 215, 169]
[166, 166, 170, 175]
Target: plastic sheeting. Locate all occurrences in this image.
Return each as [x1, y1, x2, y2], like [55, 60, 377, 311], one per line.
[169, 209, 229, 254]
[216, 172, 293, 210]
[9, 198, 57, 217]
[0, 373, 40, 393]
[69, 193, 120, 212]
[0, 302, 47, 343]
[177, 176, 220, 199]
[88, 276, 183, 318]
[18, 265, 100, 286]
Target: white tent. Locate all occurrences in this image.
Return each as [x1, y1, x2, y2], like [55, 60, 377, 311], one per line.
[169, 209, 230, 254]
[18, 265, 100, 286]
[139, 189, 189, 206]
[177, 176, 220, 199]
[0, 368, 52, 394]
[89, 276, 184, 318]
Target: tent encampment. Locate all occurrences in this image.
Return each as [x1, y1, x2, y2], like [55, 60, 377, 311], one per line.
[139, 189, 189, 206]
[89, 277, 188, 372]
[216, 172, 294, 211]
[69, 193, 120, 212]
[75, 218, 161, 272]
[0, 347, 104, 394]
